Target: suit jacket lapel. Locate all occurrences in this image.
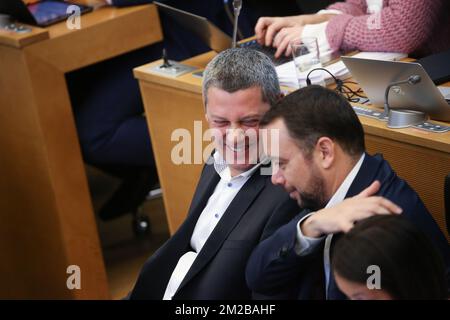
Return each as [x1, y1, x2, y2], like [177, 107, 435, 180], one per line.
[176, 171, 267, 293]
[182, 163, 221, 231]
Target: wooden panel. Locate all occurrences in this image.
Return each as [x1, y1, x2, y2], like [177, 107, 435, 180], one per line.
[0, 45, 109, 299]
[366, 134, 450, 241]
[25, 5, 163, 72]
[139, 81, 208, 234]
[0, 46, 69, 298]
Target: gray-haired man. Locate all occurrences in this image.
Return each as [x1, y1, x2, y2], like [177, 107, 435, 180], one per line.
[129, 48, 300, 299]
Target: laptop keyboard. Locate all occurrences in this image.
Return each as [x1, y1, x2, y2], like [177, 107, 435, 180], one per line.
[239, 39, 292, 66]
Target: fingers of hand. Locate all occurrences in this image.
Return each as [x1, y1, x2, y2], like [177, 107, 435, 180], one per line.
[265, 21, 285, 47]
[354, 180, 381, 199]
[348, 196, 402, 223]
[255, 17, 272, 43]
[274, 29, 299, 58]
[340, 221, 355, 234]
[375, 197, 402, 214]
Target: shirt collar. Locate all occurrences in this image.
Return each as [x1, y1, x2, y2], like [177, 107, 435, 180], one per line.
[212, 151, 264, 181]
[325, 153, 365, 208]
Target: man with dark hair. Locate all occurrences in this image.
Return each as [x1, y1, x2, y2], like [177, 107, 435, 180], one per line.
[246, 85, 450, 299]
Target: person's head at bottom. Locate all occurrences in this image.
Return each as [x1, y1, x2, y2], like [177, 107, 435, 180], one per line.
[332, 215, 448, 300]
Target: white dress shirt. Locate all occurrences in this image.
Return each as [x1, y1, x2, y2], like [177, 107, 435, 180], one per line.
[302, 0, 383, 61]
[162, 152, 262, 300]
[294, 153, 365, 298]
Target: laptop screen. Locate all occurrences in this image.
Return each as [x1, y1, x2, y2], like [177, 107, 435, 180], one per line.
[28, 1, 77, 25]
[28, 1, 70, 24]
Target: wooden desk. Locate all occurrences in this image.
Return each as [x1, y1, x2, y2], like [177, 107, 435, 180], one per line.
[0, 4, 162, 299]
[134, 52, 450, 242]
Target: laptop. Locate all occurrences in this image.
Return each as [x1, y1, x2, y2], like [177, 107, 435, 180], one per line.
[341, 56, 450, 122]
[0, 0, 92, 27]
[153, 1, 290, 66]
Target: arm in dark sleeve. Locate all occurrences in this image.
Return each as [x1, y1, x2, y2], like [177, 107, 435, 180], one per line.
[258, 196, 302, 242]
[246, 211, 323, 297]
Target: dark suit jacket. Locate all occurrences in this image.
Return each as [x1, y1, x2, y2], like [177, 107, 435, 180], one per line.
[246, 153, 450, 299]
[129, 161, 300, 299]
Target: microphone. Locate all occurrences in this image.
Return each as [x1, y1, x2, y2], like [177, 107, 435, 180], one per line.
[160, 48, 172, 68]
[407, 75, 421, 85]
[383, 75, 421, 117]
[232, 0, 242, 48]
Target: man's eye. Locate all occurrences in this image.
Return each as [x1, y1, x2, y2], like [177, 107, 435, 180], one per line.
[273, 160, 283, 168]
[214, 120, 229, 127]
[241, 119, 259, 127]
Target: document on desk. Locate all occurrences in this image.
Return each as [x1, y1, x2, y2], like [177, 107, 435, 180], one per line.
[277, 51, 407, 88]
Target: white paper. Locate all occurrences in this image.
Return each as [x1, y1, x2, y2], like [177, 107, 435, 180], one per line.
[276, 51, 408, 88]
[438, 86, 450, 99]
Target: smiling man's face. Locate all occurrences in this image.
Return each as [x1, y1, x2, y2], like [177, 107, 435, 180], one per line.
[205, 86, 270, 176]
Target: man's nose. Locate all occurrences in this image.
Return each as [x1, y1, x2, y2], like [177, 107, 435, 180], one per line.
[226, 127, 245, 145]
[271, 169, 285, 186]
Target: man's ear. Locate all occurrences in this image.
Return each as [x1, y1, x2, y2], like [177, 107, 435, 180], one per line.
[205, 113, 210, 123]
[315, 137, 335, 169]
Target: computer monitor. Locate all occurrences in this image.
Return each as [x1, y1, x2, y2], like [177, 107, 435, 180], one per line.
[341, 56, 450, 122]
[153, 1, 290, 66]
[154, 1, 232, 53]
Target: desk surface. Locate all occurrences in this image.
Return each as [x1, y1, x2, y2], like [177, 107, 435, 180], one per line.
[0, 4, 161, 72]
[0, 3, 152, 47]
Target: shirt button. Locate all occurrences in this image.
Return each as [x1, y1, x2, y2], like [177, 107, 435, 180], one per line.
[215, 214, 219, 218]
[227, 183, 232, 187]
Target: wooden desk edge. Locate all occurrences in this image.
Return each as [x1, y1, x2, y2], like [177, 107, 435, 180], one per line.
[0, 27, 49, 48]
[0, 4, 158, 49]
[134, 60, 204, 95]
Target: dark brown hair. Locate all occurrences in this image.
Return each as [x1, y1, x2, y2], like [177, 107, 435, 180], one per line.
[333, 215, 448, 300]
[260, 85, 365, 158]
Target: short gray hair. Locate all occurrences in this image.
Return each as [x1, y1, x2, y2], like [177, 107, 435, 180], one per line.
[202, 48, 280, 108]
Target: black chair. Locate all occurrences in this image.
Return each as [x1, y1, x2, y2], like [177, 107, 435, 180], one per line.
[445, 173, 450, 235]
[94, 164, 159, 237]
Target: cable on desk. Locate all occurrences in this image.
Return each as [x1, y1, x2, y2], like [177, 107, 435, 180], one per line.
[306, 68, 367, 104]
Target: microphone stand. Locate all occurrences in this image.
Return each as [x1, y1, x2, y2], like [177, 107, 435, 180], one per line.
[383, 75, 426, 128]
[232, 0, 242, 48]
